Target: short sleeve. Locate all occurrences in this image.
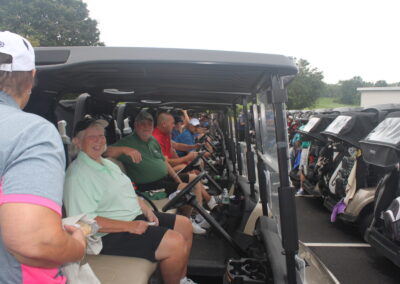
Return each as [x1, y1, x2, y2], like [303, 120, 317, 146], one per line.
[153, 138, 165, 161]
[63, 166, 102, 219]
[1, 119, 65, 212]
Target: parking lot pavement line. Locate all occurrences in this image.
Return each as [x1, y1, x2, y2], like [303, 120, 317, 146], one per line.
[303, 242, 371, 247]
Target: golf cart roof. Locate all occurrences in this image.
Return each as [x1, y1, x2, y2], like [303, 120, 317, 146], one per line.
[360, 111, 400, 167]
[33, 47, 297, 104]
[297, 113, 339, 142]
[321, 104, 400, 148]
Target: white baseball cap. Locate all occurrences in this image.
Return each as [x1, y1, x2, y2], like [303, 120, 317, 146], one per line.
[0, 31, 35, 72]
[189, 118, 200, 126]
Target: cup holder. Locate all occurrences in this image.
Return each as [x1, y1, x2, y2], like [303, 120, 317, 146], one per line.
[226, 258, 268, 283]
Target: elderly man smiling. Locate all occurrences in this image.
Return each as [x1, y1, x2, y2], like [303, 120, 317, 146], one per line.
[63, 117, 196, 284]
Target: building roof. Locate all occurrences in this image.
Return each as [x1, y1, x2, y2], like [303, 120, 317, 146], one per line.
[357, 87, 400, 92]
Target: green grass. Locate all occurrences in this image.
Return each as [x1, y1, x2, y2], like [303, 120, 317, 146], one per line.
[309, 97, 358, 109]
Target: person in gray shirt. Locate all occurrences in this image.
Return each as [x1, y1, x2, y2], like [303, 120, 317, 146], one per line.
[0, 31, 86, 284]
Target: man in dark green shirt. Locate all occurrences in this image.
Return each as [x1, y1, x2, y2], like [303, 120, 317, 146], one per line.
[105, 111, 207, 234]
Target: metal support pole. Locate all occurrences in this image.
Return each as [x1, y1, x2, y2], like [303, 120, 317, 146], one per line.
[228, 109, 237, 174]
[242, 96, 256, 199]
[233, 104, 243, 175]
[271, 76, 299, 284]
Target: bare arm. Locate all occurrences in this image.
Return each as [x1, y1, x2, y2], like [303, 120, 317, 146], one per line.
[95, 216, 149, 234]
[0, 203, 86, 268]
[104, 146, 142, 163]
[167, 152, 198, 167]
[171, 141, 199, 152]
[182, 110, 190, 128]
[165, 159, 182, 183]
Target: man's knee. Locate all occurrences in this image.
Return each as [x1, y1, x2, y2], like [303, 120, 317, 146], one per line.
[188, 173, 196, 181]
[158, 230, 187, 258]
[177, 182, 187, 190]
[175, 215, 193, 234]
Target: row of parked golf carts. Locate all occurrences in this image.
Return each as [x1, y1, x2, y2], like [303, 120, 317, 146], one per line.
[289, 105, 400, 267]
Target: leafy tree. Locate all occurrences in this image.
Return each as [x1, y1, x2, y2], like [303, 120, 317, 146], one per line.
[0, 0, 103, 46]
[287, 59, 325, 109]
[374, 80, 388, 87]
[337, 76, 372, 105]
[322, 83, 340, 98]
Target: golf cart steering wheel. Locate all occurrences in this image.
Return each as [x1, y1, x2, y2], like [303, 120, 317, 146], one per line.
[162, 172, 206, 212]
[179, 151, 205, 173]
[198, 133, 218, 153]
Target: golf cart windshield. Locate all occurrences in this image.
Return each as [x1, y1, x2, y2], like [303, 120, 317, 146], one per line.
[323, 115, 352, 135]
[298, 114, 339, 142]
[302, 116, 320, 133]
[364, 117, 400, 146]
[360, 112, 400, 167]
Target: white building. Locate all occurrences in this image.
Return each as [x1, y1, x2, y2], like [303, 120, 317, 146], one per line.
[358, 87, 400, 107]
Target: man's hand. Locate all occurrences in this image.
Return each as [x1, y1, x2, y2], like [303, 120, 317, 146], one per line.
[191, 143, 202, 150]
[126, 221, 149, 234]
[123, 147, 142, 163]
[185, 151, 198, 162]
[64, 225, 87, 250]
[144, 209, 159, 226]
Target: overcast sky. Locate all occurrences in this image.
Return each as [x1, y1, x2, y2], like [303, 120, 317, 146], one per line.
[83, 0, 399, 84]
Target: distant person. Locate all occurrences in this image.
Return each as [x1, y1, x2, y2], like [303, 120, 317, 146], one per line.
[238, 111, 246, 141]
[153, 112, 219, 212]
[290, 140, 302, 168]
[0, 31, 86, 283]
[174, 118, 201, 157]
[172, 114, 184, 140]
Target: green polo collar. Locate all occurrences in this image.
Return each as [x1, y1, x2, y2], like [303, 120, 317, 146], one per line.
[77, 151, 109, 172]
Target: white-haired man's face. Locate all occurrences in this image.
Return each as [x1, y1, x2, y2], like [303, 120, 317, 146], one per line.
[74, 125, 107, 162]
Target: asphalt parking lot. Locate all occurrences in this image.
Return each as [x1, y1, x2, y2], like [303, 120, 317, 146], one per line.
[296, 196, 400, 284]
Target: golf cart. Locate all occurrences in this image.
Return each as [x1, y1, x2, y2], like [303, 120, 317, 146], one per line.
[292, 112, 340, 196]
[320, 105, 400, 235]
[361, 111, 400, 267]
[29, 46, 338, 283]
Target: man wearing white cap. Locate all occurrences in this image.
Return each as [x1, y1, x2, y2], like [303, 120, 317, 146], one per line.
[0, 31, 86, 283]
[174, 118, 202, 157]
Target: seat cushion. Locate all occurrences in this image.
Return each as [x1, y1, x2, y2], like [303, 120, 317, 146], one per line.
[107, 157, 127, 174]
[149, 198, 177, 214]
[85, 254, 157, 284]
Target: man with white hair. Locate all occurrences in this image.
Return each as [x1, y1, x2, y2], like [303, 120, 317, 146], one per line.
[0, 31, 86, 283]
[64, 117, 196, 284]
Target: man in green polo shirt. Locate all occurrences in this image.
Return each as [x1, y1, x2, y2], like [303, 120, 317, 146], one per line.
[105, 111, 207, 234]
[63, 117, 196, 284]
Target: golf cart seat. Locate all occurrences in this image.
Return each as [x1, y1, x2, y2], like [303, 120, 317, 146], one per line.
[84, 254, 157, 284]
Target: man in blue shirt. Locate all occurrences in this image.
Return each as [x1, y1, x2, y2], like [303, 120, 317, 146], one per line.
[174, 118, 200, 157]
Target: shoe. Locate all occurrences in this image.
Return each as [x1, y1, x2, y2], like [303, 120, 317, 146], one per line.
[201, 178, 208, 184]
[199, 218, 211, 229]
[168, 190, 180, 200]
[295, 188, 306, 196]
[191, 219, 206, 234]
[207, 196, 218, 209]
[195, 213, 206, 223]
[194, 213, 211, 229]
[180, 277, 197, 284]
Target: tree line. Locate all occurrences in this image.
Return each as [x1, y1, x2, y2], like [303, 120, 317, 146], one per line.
[288, 59, 400, 109]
